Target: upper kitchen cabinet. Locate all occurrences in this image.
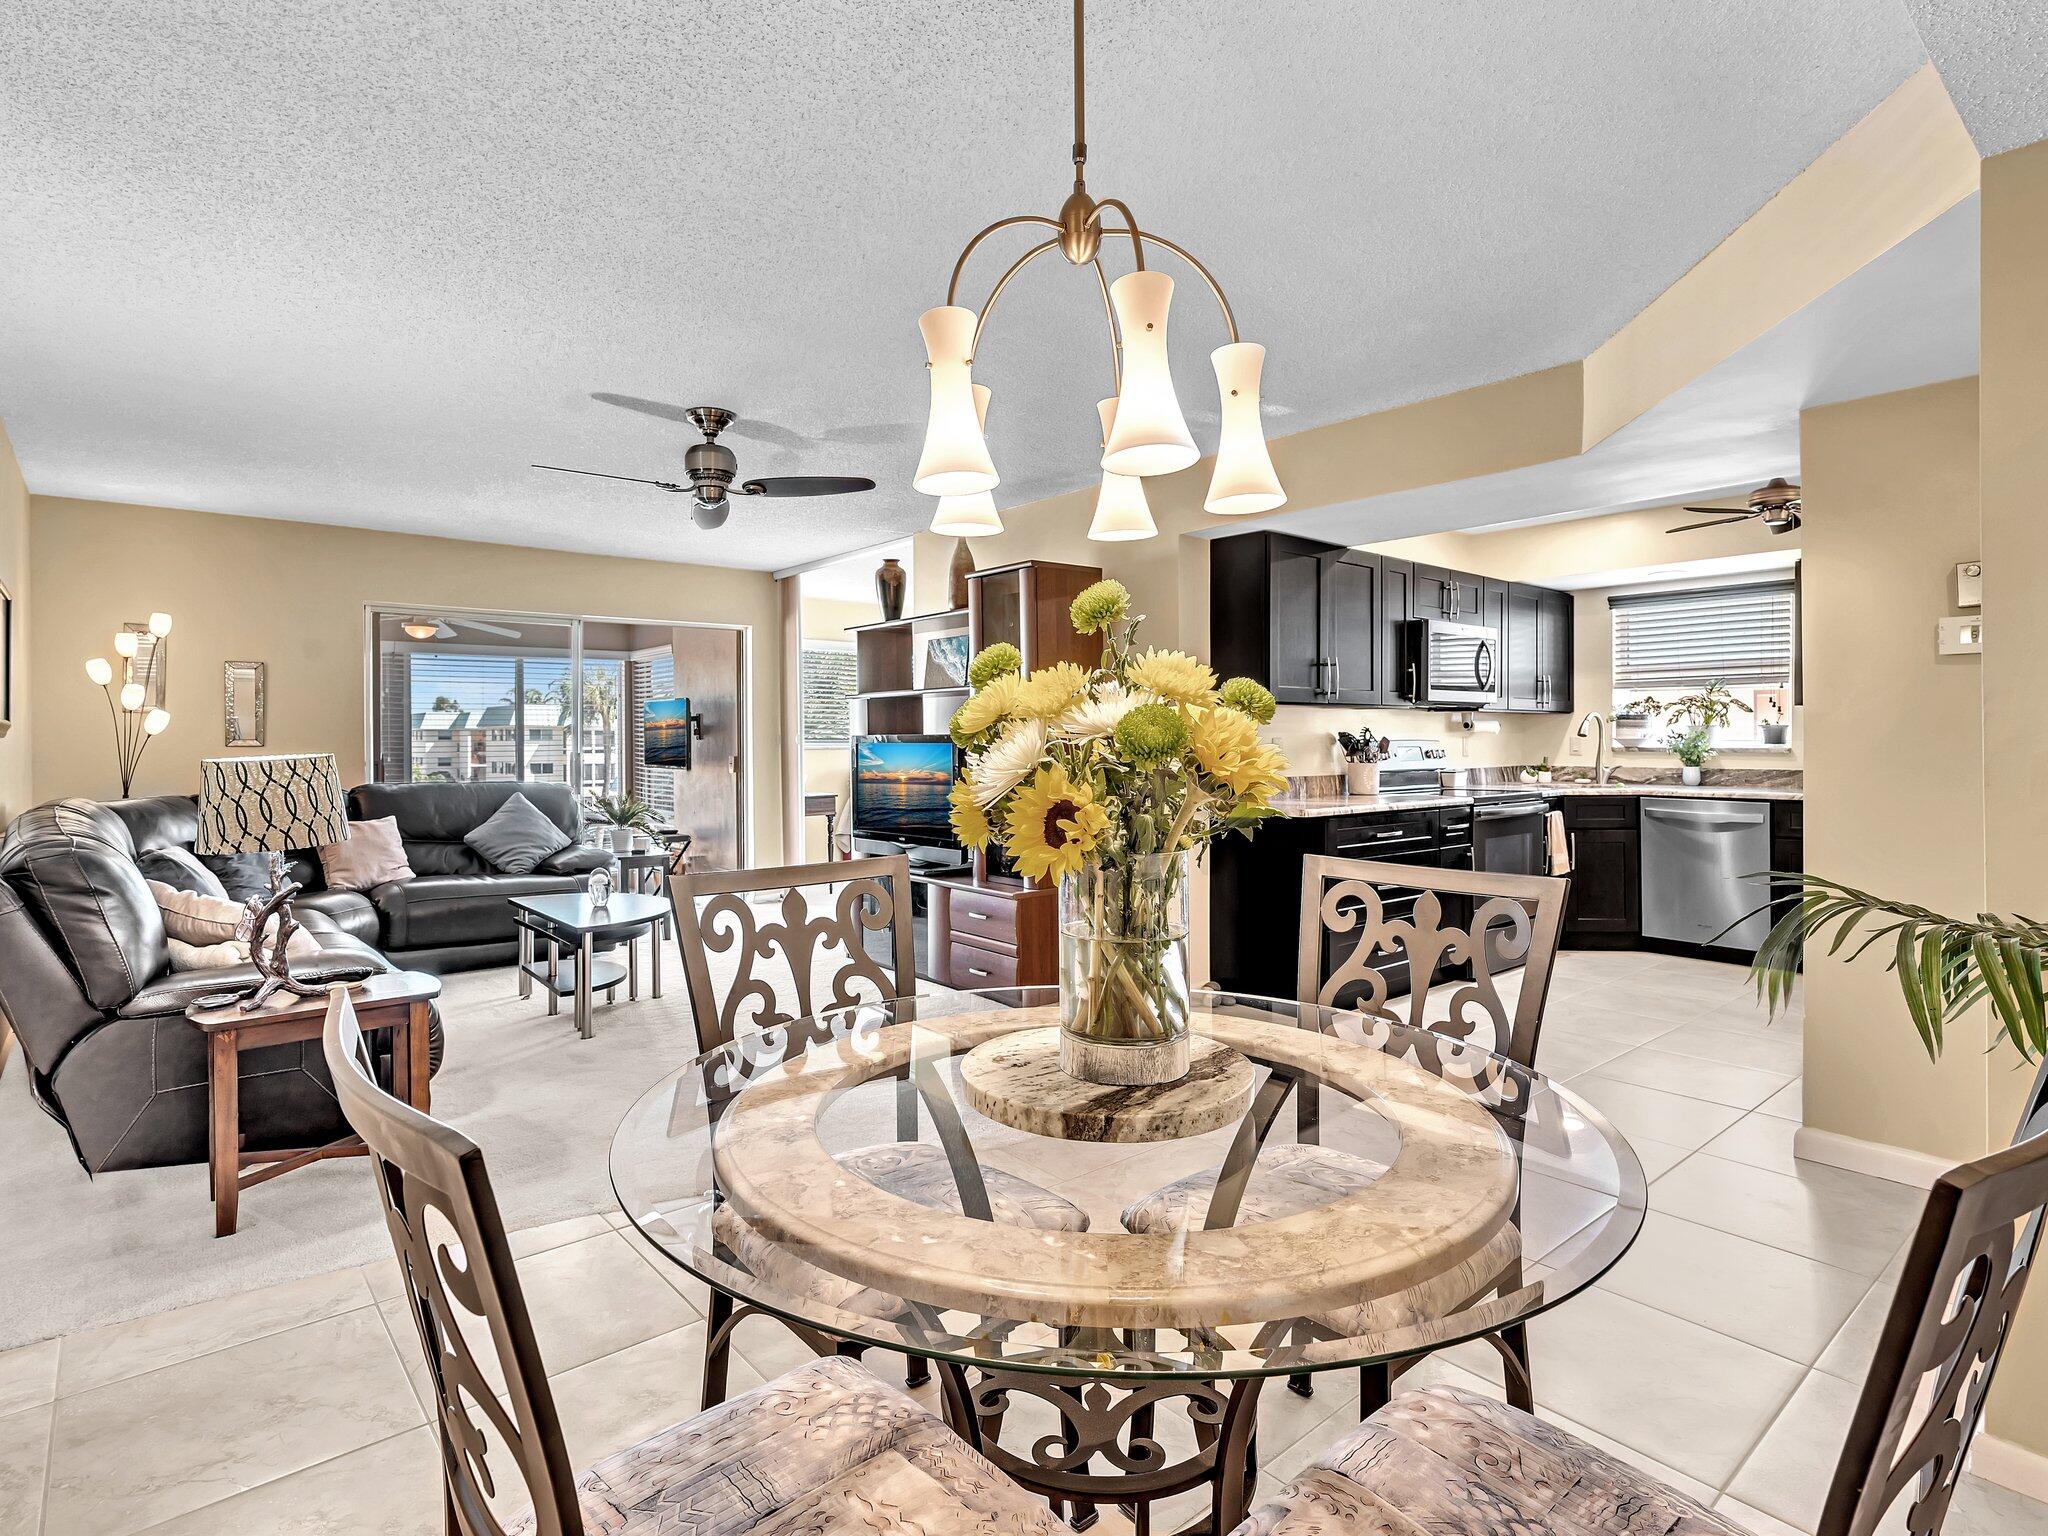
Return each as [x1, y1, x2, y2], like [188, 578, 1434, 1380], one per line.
[1211, 532, 1382, 706]
[1409, 563, 1485, 623]
[1503, 582, 1574, 712]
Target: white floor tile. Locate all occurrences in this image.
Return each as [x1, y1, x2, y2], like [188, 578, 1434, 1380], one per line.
[0, 1404, 50, 1536]
[0, 1340, 57, 1420]
[1725, 1369, 1861, 1530]
[1592, 1044, 1794, 1110]
[1700, 1112, 1803, 1176]
[1650, 1154, 1922, 1277]
[1757, 1079, 1804, 1121]
[1566, 1074, 1748, 1151]
[125, 1426, 442, 1536]
[543, 1323, 708, 1470]
[1813, 1276, 1893, 1384]
[1650, 1020, 1805, 1077]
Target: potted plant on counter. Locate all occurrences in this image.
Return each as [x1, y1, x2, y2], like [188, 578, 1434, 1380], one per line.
[1336, 728, 1390, 797]
[1668, 727, 1713, 787]
[1629, 680, 1752, 786]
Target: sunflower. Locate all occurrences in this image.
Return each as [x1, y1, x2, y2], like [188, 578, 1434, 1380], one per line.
[1189, 705, 1289, 802]
[949, 671, 1021, 743]
[1003, 763, 1112, 882]
[971, 717, 1048, 806]
[1013, 661, 1091, 720]
[948, 777, 993, 851]
[1126, 648, 1218, 706]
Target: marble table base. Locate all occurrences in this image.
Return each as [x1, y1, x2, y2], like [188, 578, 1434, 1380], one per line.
[961, 1026, 1257, 1143]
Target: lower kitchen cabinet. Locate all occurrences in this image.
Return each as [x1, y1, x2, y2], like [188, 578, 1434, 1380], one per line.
[1560, 797, 1640, 944]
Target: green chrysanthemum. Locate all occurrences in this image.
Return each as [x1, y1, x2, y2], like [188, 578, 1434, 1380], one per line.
[1069, 578, 1132, 636]
[967, 642, 1023, 690]
[1219, 677, 1278, 725]
[1112, 702, 1190, 769]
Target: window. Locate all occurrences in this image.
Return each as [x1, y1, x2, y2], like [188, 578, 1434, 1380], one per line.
[1610, 580, 1795, 746]
[801, 641, 857, 745]
[629, 646, 678, 828]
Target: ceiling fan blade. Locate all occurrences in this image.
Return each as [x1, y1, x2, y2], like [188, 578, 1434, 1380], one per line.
[1667, 513, 1758, 534]
[587, 392, 699, 425]
[738, 476, 877, 498]
[1679, 504, 1755, 516]
[532, 463, 686, 492]
[450, 618, 523, 639]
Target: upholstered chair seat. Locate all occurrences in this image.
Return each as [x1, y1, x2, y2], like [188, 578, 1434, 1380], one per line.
[503, 1356, 1059, 1536]
[1234, 1386, 1742, 1536]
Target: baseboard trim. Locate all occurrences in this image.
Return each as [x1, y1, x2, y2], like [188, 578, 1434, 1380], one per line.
[1792, 1126, 1952, 1189]
[1972, 1432, 2048, 1501]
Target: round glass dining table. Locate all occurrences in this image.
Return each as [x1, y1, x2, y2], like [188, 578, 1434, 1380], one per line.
[612, 987, 1645, 1532]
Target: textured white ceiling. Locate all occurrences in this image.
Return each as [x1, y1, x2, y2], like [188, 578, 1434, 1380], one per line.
[1903, 0, 2048, 155]
[2, 1, 1930, 571]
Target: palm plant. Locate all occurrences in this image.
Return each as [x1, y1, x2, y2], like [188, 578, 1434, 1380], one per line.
[589, 791, 656, 832]
[1753, 875, 2047, 1062]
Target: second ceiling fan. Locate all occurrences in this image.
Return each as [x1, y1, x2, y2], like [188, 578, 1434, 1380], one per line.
[534, 407, 875, 530]
[1668, 478, 1802, 536]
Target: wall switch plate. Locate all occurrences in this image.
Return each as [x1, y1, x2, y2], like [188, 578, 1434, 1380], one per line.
[1938, 615, 1983, 655]
[1955, 561, 1983, 608]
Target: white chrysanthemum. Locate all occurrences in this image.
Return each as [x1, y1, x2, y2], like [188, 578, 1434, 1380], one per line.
[1054, 682, 1158, 742]
[971, 718, 1049, 807]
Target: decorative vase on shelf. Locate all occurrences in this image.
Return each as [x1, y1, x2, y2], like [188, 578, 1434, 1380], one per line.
[1343, 761, 1381, 797]
[948, 539, 975, 608]
[1058, 851, 1192, 1086]
[875, 557, 907, 620]
[1681, 765, 1703, 787]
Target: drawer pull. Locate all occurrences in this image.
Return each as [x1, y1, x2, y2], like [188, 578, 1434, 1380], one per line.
[966, 966, 991, 978]
[965, 910, 988, 921]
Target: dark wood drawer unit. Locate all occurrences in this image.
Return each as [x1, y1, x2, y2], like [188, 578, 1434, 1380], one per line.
[1770, 798, 1805, 966]
[1560, 797, 1640, 944]
[942, 934, 1021, 989]
[928, 878, 1054, 989]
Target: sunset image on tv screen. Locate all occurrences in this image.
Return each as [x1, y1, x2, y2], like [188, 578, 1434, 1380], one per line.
[644, 698, 693, 767]
[854, 739, 952, 829]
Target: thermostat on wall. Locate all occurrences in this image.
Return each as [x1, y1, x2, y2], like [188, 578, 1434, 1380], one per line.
[1955, 561, 1983, 608]
[1938, 616, 1983, 655]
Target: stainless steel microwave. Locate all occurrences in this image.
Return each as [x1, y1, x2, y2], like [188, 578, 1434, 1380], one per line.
[1402, 617, 1500, 706]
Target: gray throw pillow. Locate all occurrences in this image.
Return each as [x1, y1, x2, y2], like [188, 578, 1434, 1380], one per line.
[464, 793, 572, 875]
[137, 845, 229, 898]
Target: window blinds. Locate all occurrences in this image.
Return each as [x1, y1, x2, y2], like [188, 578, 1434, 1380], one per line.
[1609, 581, 1796, 690]
[629, 648, 677, 825]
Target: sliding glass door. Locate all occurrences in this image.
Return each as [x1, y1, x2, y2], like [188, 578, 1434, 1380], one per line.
[370, 612, 578, 786]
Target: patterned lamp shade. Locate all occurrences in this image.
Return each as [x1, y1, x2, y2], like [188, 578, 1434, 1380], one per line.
[196, 753, 349, 855]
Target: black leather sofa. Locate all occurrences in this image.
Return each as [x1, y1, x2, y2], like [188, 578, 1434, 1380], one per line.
[294, 781, 615, 973]
[0, 797, 446, 1173]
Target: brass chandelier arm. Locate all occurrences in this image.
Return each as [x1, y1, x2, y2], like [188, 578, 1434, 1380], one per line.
[947, 215, 1063, 307]
[1087, 197, 1147, 271]
[1091, 257, 1124, 392]
[970, 236, 1062, 355]
[1096, 226, 1240, 343]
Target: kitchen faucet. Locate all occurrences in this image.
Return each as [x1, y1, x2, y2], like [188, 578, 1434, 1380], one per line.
[1576, 711, 1611, 785]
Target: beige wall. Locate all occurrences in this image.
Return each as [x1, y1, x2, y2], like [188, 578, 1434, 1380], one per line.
[30, 497, 786, 861]
[0, 425, 28, 826]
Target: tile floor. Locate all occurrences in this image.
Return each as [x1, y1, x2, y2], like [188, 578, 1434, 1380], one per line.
[1, 950, 2045, 1535]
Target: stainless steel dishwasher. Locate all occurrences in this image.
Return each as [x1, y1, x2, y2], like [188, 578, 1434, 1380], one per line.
[1639, 798, 1773, 950]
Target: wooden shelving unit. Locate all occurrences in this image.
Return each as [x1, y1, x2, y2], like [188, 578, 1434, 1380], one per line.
[848, 606, 972, 736]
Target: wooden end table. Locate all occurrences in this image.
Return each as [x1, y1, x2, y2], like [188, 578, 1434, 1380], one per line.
[188, 970, 439, 1237]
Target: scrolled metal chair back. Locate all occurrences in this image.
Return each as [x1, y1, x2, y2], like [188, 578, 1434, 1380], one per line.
[670, 855, 914, 1053]
[1298, 855, 1568, 1074]
[1819, 1055, 2048, 1536]
[321, 990, 582, 1536]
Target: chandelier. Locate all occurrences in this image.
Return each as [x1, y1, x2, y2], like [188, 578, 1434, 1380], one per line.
[918, 0, 1285, 543]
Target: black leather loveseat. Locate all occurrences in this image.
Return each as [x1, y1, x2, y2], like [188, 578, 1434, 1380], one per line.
[294, 781, 616, 972]
[0, 798, 447, 1173]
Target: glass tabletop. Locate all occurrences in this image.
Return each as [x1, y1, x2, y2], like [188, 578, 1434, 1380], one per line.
[612, 987, 1645, 1382]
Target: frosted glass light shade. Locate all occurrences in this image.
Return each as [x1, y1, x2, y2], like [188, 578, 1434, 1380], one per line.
[1103, 270, 1197, 477]
[143, 708, 171, 735]
[1205, 342, 1285, 515]
[147, 611, 173, 637]
[85, 657, 113, 686]
[914, 307, 998, 495]
[114, 630, 139, 658]
[1089, 399, 1156, 542]
[119, 682, 145, 711]
[931, 491, 1003, 536]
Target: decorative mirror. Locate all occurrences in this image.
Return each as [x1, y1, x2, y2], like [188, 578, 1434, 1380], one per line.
[224, 661, 266, 747]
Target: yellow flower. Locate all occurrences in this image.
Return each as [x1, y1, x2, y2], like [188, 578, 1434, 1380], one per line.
[1003, 763, 1111, 882]
[1126, 648, 1218, 706]
[948, 777, 993, 851]
[950, 672, 1021, 740]
[1190, 706, 1289, 802]
[1013, 662, 1091, 720]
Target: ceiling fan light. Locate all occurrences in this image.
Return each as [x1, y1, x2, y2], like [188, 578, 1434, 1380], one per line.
[1102, 271, 1197, 478]
[401, 619, 440, 640]
[913, 307, 998, 496]
[1089, 398, 1156, 541]
[1205, 342, 1285, 515]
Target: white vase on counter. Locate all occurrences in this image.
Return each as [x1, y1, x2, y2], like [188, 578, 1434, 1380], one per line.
[1344, 761, 1381, 796]
[1681, 765, 1703, 787]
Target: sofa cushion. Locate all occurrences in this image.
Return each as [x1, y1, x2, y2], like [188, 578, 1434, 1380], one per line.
[463, 792, 572, 874]
[318, 817, 416, 892]
[349, 780, 582, 877]
[0, 800, 165, 1011]
[539, 842, 616, 877]
[136, 845, 227, 897]
[294, 888, 380, 945]
[372, 872, 587, 950]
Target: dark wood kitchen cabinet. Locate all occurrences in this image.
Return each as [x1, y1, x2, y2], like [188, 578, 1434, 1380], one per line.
[1378, 557, 1415, 700]
[1503, 583, 1574, 713]
[1560, 797, 1639, 943]
[1410, 563, 1484, 623]
[1210, 532, 1381, 706]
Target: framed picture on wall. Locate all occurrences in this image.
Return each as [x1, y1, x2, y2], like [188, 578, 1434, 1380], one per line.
[0, 579, 12, 730]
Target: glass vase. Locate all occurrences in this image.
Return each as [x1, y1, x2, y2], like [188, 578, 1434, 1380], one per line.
[1058, 851, 1192, 1085]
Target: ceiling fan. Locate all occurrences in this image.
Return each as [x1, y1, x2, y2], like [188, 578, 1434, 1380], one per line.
[1668, 478, 1802, 536]
[399, 615, 523, 641]
[533, 406, 876, 530]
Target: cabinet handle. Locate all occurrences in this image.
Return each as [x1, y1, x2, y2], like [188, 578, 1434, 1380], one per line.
[965, 909, 987, 921]
[966, 966, 991, 978]
[1330, 657, 1340, 696]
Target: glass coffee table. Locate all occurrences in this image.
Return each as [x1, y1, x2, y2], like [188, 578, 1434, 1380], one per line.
[612, 987, 1646, 1532]
[509, 890, 670, 1039]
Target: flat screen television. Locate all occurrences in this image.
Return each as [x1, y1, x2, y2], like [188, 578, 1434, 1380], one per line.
[850, 734, 958, 847]
[643, 698, 694, 769]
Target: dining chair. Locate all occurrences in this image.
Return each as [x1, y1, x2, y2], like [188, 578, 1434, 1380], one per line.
[1231, 1053, 2048, 1536]
[1124, 855, 1569, 1415]
[319, 988, 1064, 1536]
[670, 855, 1089, 1405]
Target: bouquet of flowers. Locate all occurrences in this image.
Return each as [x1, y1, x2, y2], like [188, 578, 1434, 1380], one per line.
[946, 578, 1288, 1074]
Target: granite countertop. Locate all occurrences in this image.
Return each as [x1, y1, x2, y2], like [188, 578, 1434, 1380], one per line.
[1272, 780, 1801, 818]
[1496, 781, 1803, 803]
[1269, 792, 1477, 819]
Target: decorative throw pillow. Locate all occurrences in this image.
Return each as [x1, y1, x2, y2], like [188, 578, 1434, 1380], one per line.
[147, 881, 319, 970]
[198, 850, 274, 902]
[137, 845, 229, 898]
[317, 817, 416, 892]
[464, 793, 572, 874]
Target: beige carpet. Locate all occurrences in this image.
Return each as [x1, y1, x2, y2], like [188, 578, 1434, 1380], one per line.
[0, 961, 807, 1350]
